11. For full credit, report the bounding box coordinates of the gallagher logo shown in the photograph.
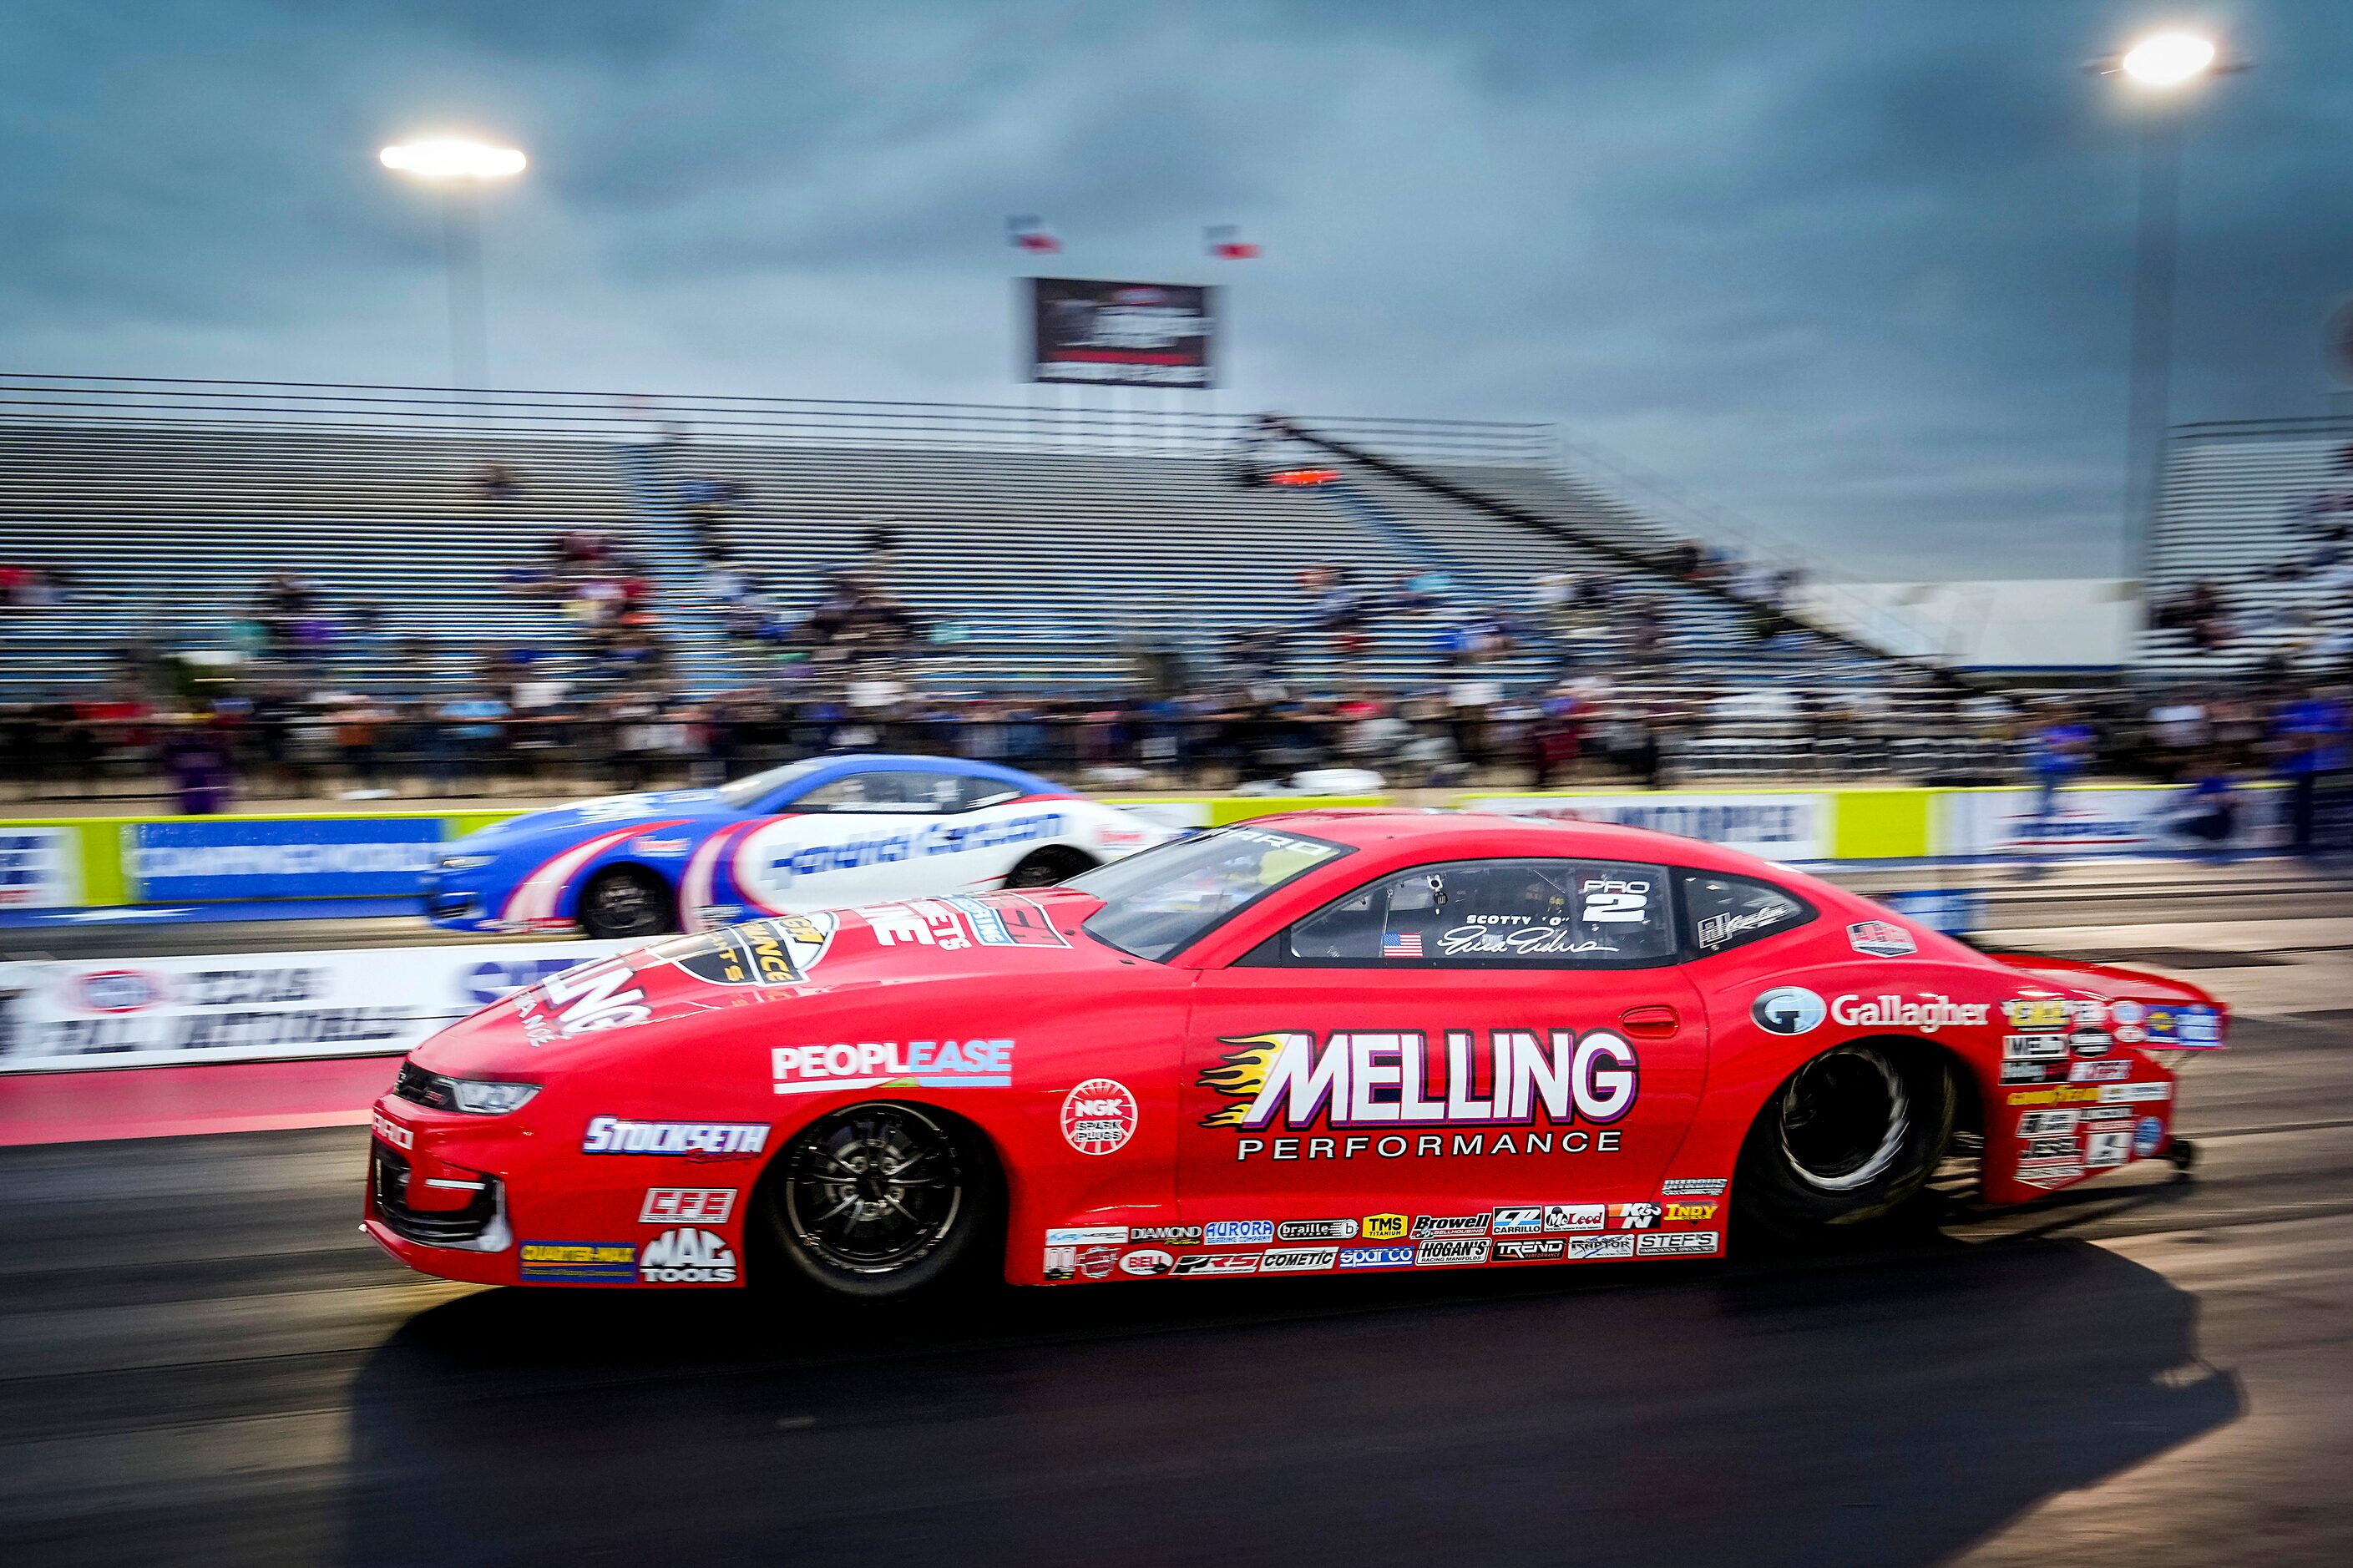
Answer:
[1751,988,1825,1036]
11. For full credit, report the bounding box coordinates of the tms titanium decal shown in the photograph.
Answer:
[1198,1028,1638,1130]
[772,1039,1014,1095]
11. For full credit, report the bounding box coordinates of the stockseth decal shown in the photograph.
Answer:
[1062,1079,1138,1155]
[581,1118,769,1158]
[1199,1027,1638,1132]
[1635,1231,1718,1256]
[772,1039,1014,1095]
[1659,1179,1726,1198]
[1566,1233,1637,1261]
[1415,1237,1490,1266]
[639,1188,736,1224]
[638,1228,738,1284]
[1261,1247,1341,1273]
[519,1241,637,1283]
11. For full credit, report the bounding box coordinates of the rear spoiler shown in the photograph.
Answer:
[1985,951,2229,1050]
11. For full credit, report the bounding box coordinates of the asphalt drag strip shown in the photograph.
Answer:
[0,1012,2347,1567]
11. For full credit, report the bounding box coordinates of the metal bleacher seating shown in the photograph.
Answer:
[2134,417,2353,679]
[0,377,1944,723]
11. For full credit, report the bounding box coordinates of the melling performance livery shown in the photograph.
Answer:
[367,811,2227,1298]
[421,752,1176,941]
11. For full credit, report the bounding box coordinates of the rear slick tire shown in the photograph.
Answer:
[762,1102,999,1302]
[1733,1040,1956,1242]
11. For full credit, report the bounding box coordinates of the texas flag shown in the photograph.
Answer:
[1206,224,1261,260]
[1007,215,1061,254]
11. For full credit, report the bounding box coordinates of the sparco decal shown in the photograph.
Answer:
[1829,994,1991,1032]
[1199,1027,1638,1130]
[1336,1245,1415,1269]
[638,1228,738,1284]
[1061,1078,1138,1155]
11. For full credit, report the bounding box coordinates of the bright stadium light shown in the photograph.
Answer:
[2119,33,2219,87]
[379,139,527,179]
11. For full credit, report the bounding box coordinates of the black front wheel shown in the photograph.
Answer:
[1003,846,1096,889]
[1735,1041,1956,1241]
[577,867,676,940]
[762,1102,998,1300]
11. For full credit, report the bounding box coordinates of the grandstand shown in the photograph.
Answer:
[0,376,1946,728]
[2138,415,2353,677]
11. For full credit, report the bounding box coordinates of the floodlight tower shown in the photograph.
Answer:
[380,138,528,390]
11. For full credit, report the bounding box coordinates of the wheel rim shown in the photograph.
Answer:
[1004,857,1065,888]
[1777,1046,1910,1191]
[782,1105,964,1274]
[587,873,661,935]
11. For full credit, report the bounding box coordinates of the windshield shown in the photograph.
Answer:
[1070,825,1349,962]
[716,759,829,810]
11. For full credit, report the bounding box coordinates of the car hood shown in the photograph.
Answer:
[412,888,1119,1079]
[457,789,734,849]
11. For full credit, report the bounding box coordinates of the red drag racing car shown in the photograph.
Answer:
[365,811,2226,1297]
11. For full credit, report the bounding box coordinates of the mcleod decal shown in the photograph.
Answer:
[1829,994,1990,1032]
[1546,1203,1605,1232]
[772,1039,1014,1095]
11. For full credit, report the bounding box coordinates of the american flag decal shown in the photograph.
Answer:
[1382,932,1423,959]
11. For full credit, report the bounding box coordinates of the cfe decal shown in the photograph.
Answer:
[1200,1027,1638,1131]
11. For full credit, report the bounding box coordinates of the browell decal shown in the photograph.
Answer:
[1199,1028,1637,1132]
[772,1039,1013,1095]
[1412,1213,1490,1240]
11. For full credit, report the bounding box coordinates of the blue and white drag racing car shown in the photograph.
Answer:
[424,754,1181,939]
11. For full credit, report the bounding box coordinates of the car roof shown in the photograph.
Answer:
[781,753,1069,797]
[1237,807,1800,882]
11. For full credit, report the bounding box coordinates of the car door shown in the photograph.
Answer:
[1178,856,1710,1253]
[733,768,965,908]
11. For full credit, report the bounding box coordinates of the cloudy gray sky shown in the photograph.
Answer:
[3,1,2348,580]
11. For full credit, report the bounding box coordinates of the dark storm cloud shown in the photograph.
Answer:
[1,0,2350,579]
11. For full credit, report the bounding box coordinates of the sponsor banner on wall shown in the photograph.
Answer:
[1933,785,2288,859]
[1465,792,1829,862]
[125,817,447,901]
[1028,277,1217,388]
[0,827,82,908]
[0,941,628,1072]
